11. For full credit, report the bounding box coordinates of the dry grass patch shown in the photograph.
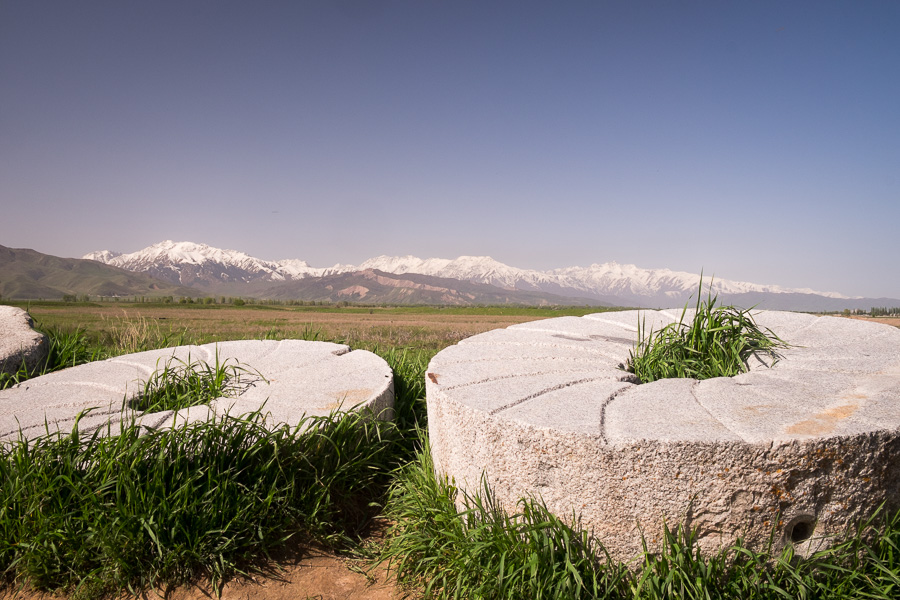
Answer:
[846,315,900,328]
[22,304,594,351]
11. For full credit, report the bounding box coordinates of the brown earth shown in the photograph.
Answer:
[845,315,900,328]
[1,524,411,600]
[0,549,407,600]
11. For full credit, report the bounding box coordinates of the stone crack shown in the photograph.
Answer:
[597,383,635,445]
[440,368,615,392]
[688,379,748,442]
[488,377,607,415]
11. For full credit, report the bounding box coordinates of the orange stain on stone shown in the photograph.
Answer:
[326,388,374,409]
[785,403,859,436]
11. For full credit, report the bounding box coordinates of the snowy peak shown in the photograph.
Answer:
[84,240,856,306]
[84,241,356,285]
[273,258,315,278]
[551,263,852,300]
[357,255,444,274]
[275,259,353,279]
[356,255,555,291]
[126,240,271,270]
[85,240,285,286]
[434,256,555,290]
[98,240,263,268]
[82,249,122,263]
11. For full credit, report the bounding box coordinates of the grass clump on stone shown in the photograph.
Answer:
[624,280,787,384]
[131,351,259,413]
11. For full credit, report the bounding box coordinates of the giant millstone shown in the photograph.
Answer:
[0,306,48,375]
[1,340,394,442]
[425,310,900,561]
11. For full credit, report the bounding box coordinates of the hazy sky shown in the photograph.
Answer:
[2,1,898,298]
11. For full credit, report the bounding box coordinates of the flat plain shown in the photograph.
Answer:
[18,302,613,351]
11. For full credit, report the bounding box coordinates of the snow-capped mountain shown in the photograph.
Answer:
[548,263,851,301]
[85,241,277,286]
[84,241,353,287]
[356,255,559,291]
[84,240,865,309]
[82,249,122,264]
[360,258,856,307]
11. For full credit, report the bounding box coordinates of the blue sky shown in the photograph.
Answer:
[2,1,898,298]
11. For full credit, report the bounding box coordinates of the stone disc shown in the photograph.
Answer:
[1,339,393,442]
[426,310,900,561]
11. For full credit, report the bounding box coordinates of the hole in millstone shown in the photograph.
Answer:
[785,515,815,544]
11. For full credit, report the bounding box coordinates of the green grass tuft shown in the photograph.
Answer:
[377,444,900,599]
[378,442,628,599]
[0,409,400,596]
[625,279,787,383]
[130,351,261,413]
[0,326,104,389]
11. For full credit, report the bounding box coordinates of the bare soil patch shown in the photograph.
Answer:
[1,549,405,600]
[845,315,900,328]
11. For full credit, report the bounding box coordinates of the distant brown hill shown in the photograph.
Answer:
[0,245,199,300]
[236,269,609,306]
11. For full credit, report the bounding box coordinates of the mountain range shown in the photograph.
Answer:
[79,240,900,311]
[0,243,595,306]
[0,244,198,300]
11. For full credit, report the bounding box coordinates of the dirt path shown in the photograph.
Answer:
[142,551,404,600]
[1,550,409,600]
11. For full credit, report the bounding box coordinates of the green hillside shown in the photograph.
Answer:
[0,245,200,300]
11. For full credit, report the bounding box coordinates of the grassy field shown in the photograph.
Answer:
[2,302,899,599]
[14,301,612,353]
